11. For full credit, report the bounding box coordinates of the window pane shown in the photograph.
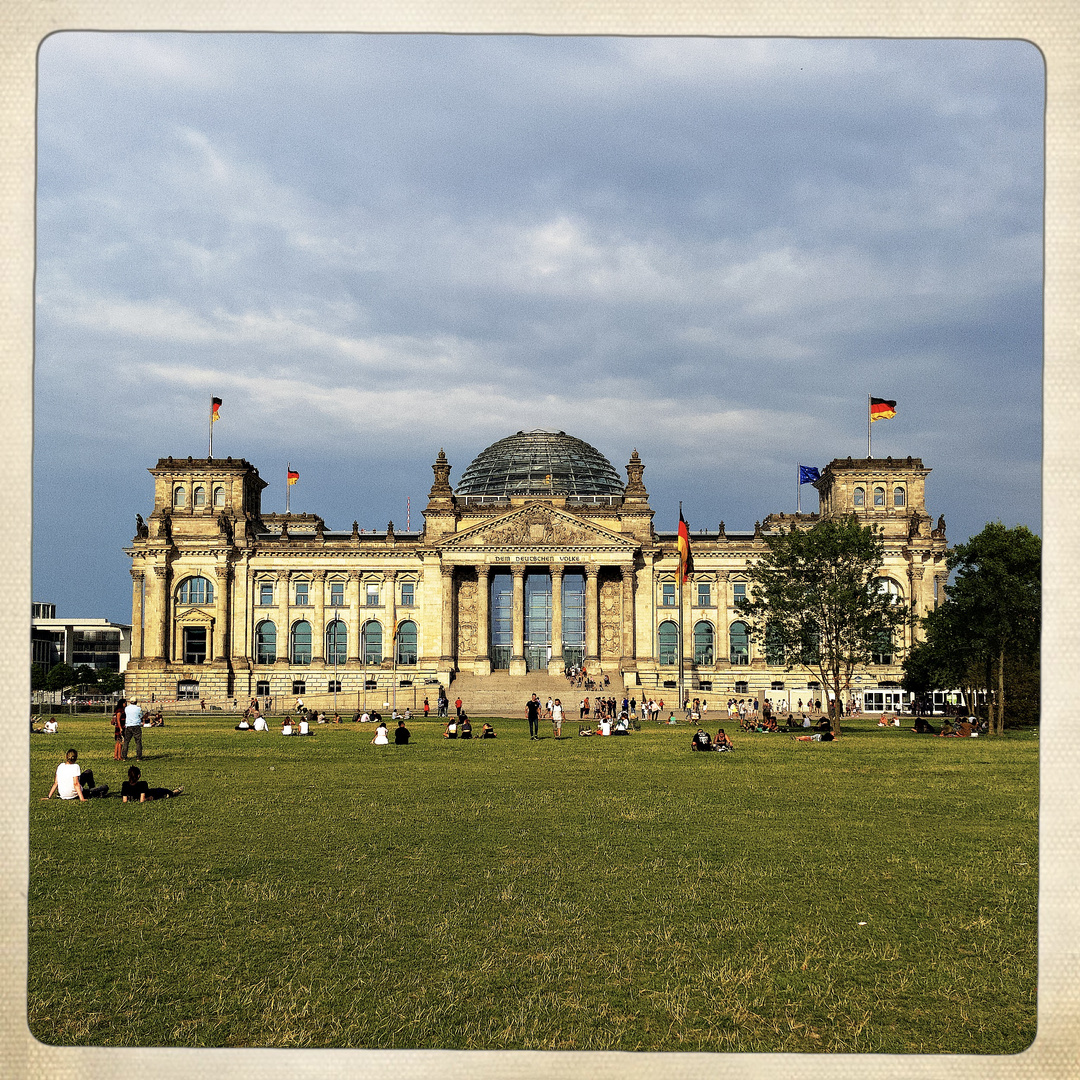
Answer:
[854,487,864,506]
[362,621,382,664]
[256,620,276,665]
[874,487,885,506]
[174,486,186,507]
[295,582,309,605]
[213,486,225,506]
[401,582,414,606]
[259,582,274,605]
[697,583,711,606]
[893,487,906,507]
[193,486,206,507]
[693,621,713,665]
[658,621,678,665]
[662,583,675,606]
[729,621,749,665]
[326,620,347,665]
[291,621,312,665]
[183,626,207,665]
[396,620,417,665]
[330,582,345,606]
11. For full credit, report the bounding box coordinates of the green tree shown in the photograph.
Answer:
[901,604,987,717]
[939,522,1040,736]
[97,670,126,696]
[73,665,99,688]
[739,515,909,733]
[45,663,78,696]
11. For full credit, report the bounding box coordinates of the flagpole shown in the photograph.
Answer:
[797,464,801,514]
[867,394,872,459]
[678,501,684,717]
[286,462,291,514]
[208,397,213,458]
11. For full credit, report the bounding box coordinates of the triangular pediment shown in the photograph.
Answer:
[437,502,637,553]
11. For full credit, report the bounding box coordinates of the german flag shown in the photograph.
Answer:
[287,469,299,486]
[870,397,897,422]
[677,511,694,582]
[210,397,222,422]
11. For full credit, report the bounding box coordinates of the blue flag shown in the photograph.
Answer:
[799,466,821,485]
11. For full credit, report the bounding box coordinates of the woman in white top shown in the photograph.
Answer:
[281,718,294,736]
[371,722,389,745]
[252,714,268,731]
[298,717,310,735]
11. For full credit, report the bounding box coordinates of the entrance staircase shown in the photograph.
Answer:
[447,670,633,719]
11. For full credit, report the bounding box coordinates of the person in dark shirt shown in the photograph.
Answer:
[459,717,472,739]
[691,728,712,751]
[481,723,496,739]
[394,720,410,745]
[121,766,183,802]
[525,694,541,740]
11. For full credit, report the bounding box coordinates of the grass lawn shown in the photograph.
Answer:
[27,713,1038,1053]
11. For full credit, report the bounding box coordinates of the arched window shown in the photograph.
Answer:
[173,485,187,508]
[729,621,749,665]
[255,620,276,665]
[658,621,678,665]
[177,576,214,605]
[873,486,885,507]
[325,620,347,666]
[765,622,785,666]
[693,621,714,665]
[853,486,865,507]
[213,485,225,507]
[290,621,312,666]
[893,486,906,507]
[362,620,382,665]
[396,620,417,665]
[193,486,206,508]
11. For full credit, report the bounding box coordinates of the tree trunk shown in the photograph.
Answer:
[996,643,1006,736]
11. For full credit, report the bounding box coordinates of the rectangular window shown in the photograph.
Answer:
[291,680,306,696]
[329,581,344,607]
[696,582,711,607]
[661,582,676,606]
[177,679,199,700]
[734,681,749,695]
[259,582,274,605]
[366,585,380,607]
[295,581,309,606]
[256,679,270,697]
[327,679,341,693]
[733,582,746,609]
[400,582,414,607]
[183,626,207,665]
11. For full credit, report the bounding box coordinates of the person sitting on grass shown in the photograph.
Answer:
[481,722,497,739]
[43,749,108,801]
[371,721,389,745]
[298,716,313,736]
[459,716,473,739]
[121,766,183,802]
[394,719,410,745]
[912,715,939,734]
[43,718,59,735]
[691,728,712,751]
[235,717,253,731]
[281,717,294,736]
[443,718,458,739]
[252,711,268,731]
[713,728,734,752]
[150,711,165,727]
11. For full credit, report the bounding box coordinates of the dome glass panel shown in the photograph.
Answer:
[455,430,624,500]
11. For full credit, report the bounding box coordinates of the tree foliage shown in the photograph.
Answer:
[904,522,1040,735]
[739,515,909,732]
[44,663,78,694]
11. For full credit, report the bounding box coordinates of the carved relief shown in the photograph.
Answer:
[457,577,478,657]
[448,504,631,550]
[599,577,621,658]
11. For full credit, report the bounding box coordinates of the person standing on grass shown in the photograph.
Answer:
[552,698,564,739]
[121,698,144,761]
[423,697,430,718]
[455,696,463,718]
[43,749,108,800]
[112,699,126,760]
[526,694,541,740]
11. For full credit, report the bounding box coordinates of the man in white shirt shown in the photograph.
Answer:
[252,713,268,731]
[43,748,108,800]
[122,698,144,760]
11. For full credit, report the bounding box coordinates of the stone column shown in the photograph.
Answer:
[145,564,167,662]
[130,569,144,661]
[440,565,455,664]
[509,564,527,677]
[476,565,491,669]
[585,563,600,664]
[311,569,326,665]
[384,568,398,665]
[715,571,730,670]
[275,570,290,666]
[549,564,564,669]
[620,563,636,668]
[231,559,250,666]
[213,564,230,664]
[347,570,362,662]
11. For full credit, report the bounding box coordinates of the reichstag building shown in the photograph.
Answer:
[124,430,948,712]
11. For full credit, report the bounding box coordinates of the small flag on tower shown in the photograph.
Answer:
[287,469,300,486]
[677,510,694,582]
[211,397,222,422]
[799,466,821,485]
[870,397,897,422]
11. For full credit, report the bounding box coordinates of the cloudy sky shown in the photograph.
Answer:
[33,33,1043,623]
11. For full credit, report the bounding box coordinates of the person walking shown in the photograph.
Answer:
[526,694,541,740]
[121,698,144,761]
[552,698,564,739]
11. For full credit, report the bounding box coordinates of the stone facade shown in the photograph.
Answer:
[124,444,948,710]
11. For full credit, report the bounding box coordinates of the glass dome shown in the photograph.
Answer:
[455,430,625,500]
